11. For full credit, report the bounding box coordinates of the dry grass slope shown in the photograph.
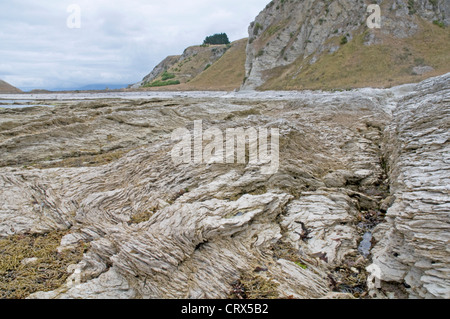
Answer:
[186,38,248,91]
[0,80,22,94]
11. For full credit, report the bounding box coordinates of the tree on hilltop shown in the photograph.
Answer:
[203,33,230,45]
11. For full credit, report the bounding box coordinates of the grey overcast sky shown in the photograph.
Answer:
[0,0,269,91]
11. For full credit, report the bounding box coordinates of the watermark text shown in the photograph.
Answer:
[171,121,280,175]
[67,4,81,29]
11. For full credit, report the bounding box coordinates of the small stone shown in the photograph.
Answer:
[323,172,346,188]
[21,257,39,266]
[411,66,434,75]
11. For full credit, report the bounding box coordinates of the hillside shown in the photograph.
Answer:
[133,39,247,91]
[242,0,450,90]
[133,1,448,92]
[0,80,22,94]
[184,38,247,90]
[136,43,230,89]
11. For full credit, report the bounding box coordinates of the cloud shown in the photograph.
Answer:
[0,0,268,90]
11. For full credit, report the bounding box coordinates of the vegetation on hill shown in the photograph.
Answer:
[143,79,180,88]
[161,71,176,81]
[203,33,230,45]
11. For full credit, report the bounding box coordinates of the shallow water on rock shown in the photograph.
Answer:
[358,232,373,258]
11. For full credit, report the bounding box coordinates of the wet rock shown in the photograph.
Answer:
[358,232,373,258]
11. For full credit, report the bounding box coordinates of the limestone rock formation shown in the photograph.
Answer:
[0,73,448,299]
[370,73,450,299]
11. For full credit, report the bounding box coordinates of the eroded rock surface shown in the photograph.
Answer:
[371,74,450,299]
[0,74,448,299]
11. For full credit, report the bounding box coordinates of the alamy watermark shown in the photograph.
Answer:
[366,264,383,291]
[65,4,381,30]
[171,121,280,175]
[67,4,81,29]
[367,4,381,29]
[66,265,82,288]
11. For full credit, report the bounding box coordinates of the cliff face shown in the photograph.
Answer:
[242,0,449,90]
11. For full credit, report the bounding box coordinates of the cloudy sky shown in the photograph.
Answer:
[0,0,269,91]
